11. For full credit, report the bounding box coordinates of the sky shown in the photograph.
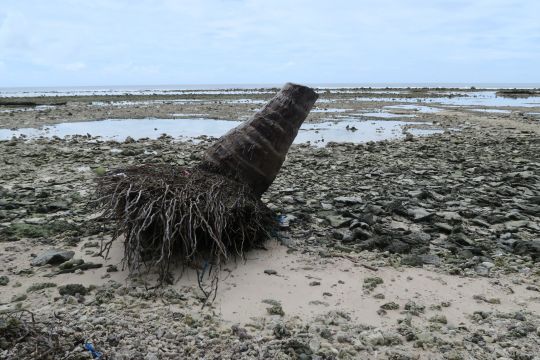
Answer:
[0,0,539,87]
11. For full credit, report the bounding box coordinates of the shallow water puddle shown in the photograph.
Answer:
[311,108,353,113]
[91,99,209,107]
[384,104,442,113]
[416,91,540,107]
[221,99,267,104]
[358,111,417,118]
[353,91,540,107]
[469,108,512,114]
[169,113,209,117]
[0,118,444,145]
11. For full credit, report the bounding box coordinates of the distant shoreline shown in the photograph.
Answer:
[2,83,540,93]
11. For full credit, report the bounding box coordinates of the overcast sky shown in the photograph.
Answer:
[1,0,539,87]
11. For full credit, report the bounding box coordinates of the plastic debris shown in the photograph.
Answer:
[83,342,103,359]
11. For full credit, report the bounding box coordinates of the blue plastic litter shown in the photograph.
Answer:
[198,260,210,282]
[84,342,103,359]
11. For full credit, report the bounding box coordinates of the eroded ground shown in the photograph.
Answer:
[1,88,539,359]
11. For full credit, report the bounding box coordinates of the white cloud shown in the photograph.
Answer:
[0,0,539,86]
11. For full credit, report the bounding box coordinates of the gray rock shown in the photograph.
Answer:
[352,228,372,240]
[320,202,333,210]
[0,275,9,286]
[434,222,453,233]
[512,240,540,262]
[31,248,75,266]
[505,220,529,231]
[408,208,434,222]
[58,283,88,296]
[332,230,345,240]
[401,255,424,267]
[325,214,352,228]
[420,254,441,265]
[334,196,362,205]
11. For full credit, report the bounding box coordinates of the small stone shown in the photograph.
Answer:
[363,277,384,291]
[0,276,9,286]
[408,208,434,221]
[336,333,352,343]
[58,258,85,270]
[325,214,352,228]
[319,328,333,339]
[11,293,27,302]
[320,202,333,210]
[332,230,344,240]
[473,294,501,304]
[352,227,372,240]
[58,284,88,296]
[401,255,424,267]
[264,269,278,275]
[93,166,108,176]
[266,303,285,316]
[273,323,291,339]
[434,222,453,233]
[308,338,321,353]
[309,281,321,286]
[262,299,281,306]
[31,248,75,266]
[366,331,385,345]
[404,301,425,315]
[420,254,441,266]
[334,196,362,205]
[231,325,252,340]
[512,240,540,261]
[27,282,57,292]
[481,261,495,269]
[429,314,447,324]
[82,241,99,248]
[309,300,329,306]
[380,301,400,310]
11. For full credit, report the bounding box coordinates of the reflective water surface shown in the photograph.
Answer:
[0,118,444,146]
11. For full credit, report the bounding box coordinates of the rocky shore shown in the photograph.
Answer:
[1,88,539,359]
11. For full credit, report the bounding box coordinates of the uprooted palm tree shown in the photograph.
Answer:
[96,83,318,293]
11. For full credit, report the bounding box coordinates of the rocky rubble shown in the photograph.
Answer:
[0,92,539,359]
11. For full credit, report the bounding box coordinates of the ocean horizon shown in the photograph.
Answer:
[1,82,540,94]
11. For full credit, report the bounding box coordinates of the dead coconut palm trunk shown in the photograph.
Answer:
[198,82,319,197]
[96,83,318,288]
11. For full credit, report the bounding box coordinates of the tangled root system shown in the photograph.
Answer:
[95,164,275,283]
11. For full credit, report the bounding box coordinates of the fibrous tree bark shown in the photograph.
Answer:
[199,83,318,196]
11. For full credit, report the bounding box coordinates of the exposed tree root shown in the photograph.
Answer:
[95,164,276,288]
